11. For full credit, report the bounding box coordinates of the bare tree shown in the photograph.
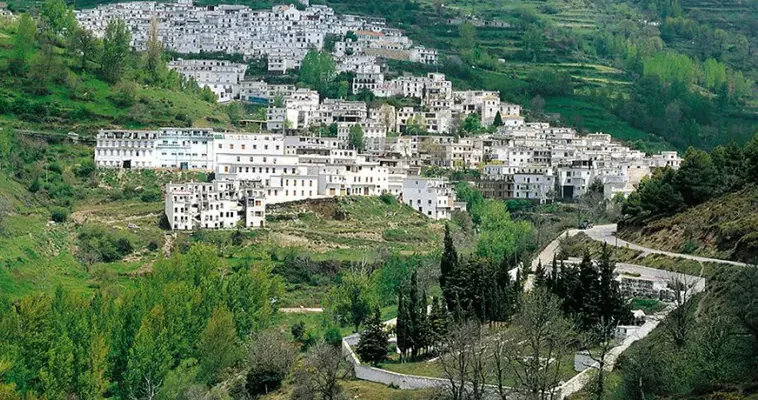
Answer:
[661,273,699,348]
[580,318,619,400]
[292,342,353,400]
[246,330,298,397]
[438,319,490,400]
[495,288,574,400]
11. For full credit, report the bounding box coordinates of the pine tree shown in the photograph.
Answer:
[440,223,459,311]
[356,308,389,366]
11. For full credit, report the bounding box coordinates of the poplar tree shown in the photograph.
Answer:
[101,19,131,83]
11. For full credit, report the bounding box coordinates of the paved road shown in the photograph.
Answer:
[580,224,749,267]
[519,223,747,288]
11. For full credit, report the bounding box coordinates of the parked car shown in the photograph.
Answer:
[579,220,593,230]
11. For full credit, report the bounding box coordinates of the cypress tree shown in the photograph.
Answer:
[396,290,409,362]
[428,296,449,351]
[493,111,504,127]
[408,270,422,360]
[534,260,547,288]
[440,223,459,312]
[597,243,630,328]
[577,248,601,329]
[356,307,389,366]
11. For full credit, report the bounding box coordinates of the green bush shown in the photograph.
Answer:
[139,189,161,203]
[49,206,70,223]
[324,327,343,347]
[379,192,397,205]
[77,225,135,263]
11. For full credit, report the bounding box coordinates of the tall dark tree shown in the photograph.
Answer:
[396,290,410,362]
[493,111,504,127]
[534,260,547,288]
[356,308,389,366]
[577,249,601,329]
[744,133,758,184]
[440,223,459,311]
[596,243,630,329]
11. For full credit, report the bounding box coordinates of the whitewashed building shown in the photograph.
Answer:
[401,177,466,220]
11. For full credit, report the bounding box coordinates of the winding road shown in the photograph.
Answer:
[577,224,749,267]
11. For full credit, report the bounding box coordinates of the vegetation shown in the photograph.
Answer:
[620,133,758,262]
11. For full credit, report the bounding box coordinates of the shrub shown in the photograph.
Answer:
[77,225,135,263]
[49,207,70,223]
[324,327,343,347]
[108,81,138,107]
[379,192,397,205]
[139,189,161,203]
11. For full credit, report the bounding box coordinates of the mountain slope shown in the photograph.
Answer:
[618,185,758,263]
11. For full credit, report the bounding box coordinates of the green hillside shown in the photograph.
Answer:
[0,16,233,135]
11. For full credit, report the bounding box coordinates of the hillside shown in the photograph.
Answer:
[0,17,233,134]
[618,185,758,263]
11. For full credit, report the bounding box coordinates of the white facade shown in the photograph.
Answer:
[401,177,466,220]
[165,180,266,230]
[168,59,247,102]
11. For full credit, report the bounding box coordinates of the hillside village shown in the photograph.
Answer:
[75,0,437,75]
[96,70,681,231]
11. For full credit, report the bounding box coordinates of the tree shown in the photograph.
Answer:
[458,22,476,48]
[347,124,365,152]
[744,133,758,184]
[146,16,163,81]
[580,319,619,400]
[493,111,504,127]
[126,305,172,400]
[439,319,489,400]
[596,243,629,328]
[661,273,699,348]
[530,95,546,113]
[462,113,482,135]
[636,167,684,216]
[101,19,131,83]
[576,249,601,329]
[197,306,240,385]
[523,24,545,62]
[674,147,717,206]
[356,308,388,366]
[299,50,336,95]
[70,28,98,72]
[246,330,297,397]
[325,270,376,332]
[495,288,574,399]
[40,0,76,37]
[440,223,459,312]
[10,14,37,76]
[292,342,352,400]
